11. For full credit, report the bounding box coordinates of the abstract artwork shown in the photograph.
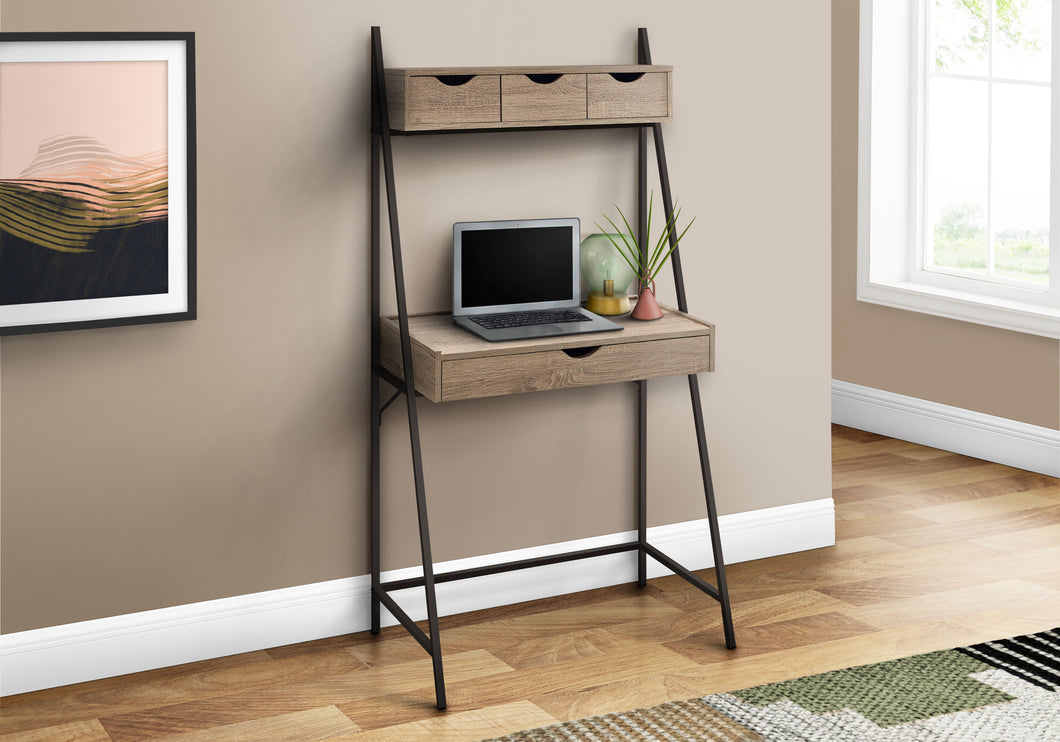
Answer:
[0,32,195,335]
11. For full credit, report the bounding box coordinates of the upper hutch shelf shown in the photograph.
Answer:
[384,64,672,131]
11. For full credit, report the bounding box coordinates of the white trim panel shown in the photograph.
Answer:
[0,498,835,696]
[832,379,1060,477]
[858,280,1060,339]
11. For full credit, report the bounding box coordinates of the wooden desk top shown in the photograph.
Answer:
[379,306,713,402]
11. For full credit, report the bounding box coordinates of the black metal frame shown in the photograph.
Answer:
[369,26,735,711]
[0,31,197,336]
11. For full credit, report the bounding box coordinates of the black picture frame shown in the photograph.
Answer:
[0,32,196,335]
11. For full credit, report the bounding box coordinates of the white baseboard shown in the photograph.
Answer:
[0,498,834,697]
[832,380,1060,477]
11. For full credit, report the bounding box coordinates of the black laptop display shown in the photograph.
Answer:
[452,218,623,342]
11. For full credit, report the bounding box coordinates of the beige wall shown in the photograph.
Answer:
[832,1,1060,430]
[0,0,832,633]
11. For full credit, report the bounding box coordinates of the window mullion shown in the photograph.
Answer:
[1052,0,1060,300]
[917,0,931,279]
[987,0,997,278]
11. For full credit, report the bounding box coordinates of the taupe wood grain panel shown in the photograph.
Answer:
[385,65,672,130]
[441,335,709,400]
[378,307,714,402]
[391,65,671,76]
[501,74,587,122]
[405,75,500,127]
[587,72,670,119]
[4,427,1056,742]
[379,319,440,401]
[385,308,712,358]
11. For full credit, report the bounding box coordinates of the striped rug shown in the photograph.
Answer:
[481,627,1060,741]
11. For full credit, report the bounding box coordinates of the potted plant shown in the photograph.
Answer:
[596,193,694,320]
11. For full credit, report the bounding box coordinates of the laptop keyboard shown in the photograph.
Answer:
[469,309,591,330]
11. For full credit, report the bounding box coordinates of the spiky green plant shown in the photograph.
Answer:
[595,192,695,289]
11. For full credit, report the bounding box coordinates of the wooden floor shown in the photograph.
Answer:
[2,425,1059,742]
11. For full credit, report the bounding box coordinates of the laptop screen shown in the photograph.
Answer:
[453,218,580,315]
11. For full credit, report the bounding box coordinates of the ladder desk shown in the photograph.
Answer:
[370,26,736,710]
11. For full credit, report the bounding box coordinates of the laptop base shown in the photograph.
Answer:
[454,308,623,342]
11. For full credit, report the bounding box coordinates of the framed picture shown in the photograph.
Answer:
[0,32,195,335]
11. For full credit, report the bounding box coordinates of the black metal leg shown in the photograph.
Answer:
[639,26,735,649]
[372,26,447,709]
[636,115,649,587]
[380,117,447,717]
[688,374,736,649]
[370,127,382,636]
[370,381,382,635]
[409,417,447,709]
[637,380,648,586]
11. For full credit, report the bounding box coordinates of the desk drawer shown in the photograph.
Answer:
[501,73,587,123]
[402,74,501,127]
[440,336,710,401]
[587,71,670,120]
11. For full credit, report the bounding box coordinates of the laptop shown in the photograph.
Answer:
[452,217,624,342]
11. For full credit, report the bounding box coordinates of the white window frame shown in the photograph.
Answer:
[858,0,1060,338]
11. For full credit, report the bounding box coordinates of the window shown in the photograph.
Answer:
[858,0,1060,337]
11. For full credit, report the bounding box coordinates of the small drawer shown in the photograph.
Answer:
[440,336,710,401]
[587,71,670,120]
[405,74,501,127]
[501,73,587,123]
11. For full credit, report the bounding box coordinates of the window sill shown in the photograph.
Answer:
[857,280,1060,338]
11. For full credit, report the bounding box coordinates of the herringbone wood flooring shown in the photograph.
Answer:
[2,425,1058,741]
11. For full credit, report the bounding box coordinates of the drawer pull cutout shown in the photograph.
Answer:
[434,74,476,86]
[563,346,601,359]
[609,72,645,83]
[525,73,563,84]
